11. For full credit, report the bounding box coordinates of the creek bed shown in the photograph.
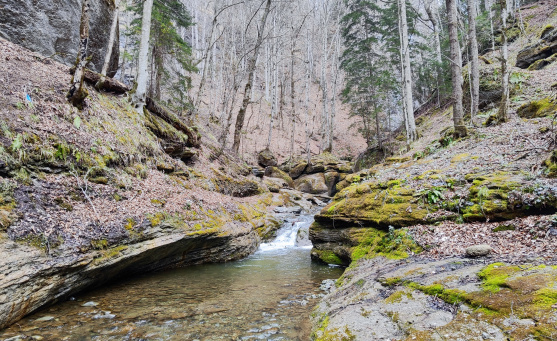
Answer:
[1,215,343,341]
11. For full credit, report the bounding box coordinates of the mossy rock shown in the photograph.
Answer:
[543,150,557,177]
[461,172,557,221]
[384,156,411,165]
[350,227,422,262]
[317,181,429,228]
[294,173,328,195]
[264,166,294,187]
[528,53,557,70]
[257,148,277,167]
[517,97,557,119]
[289,160,308,179]
[211,168,261,197]
[540,24,555,39]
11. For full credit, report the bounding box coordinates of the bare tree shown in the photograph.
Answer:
[232,0,272,154]
[446,0,467,137]
[398,0,417,142]
[131,0,154,114]
[497,0,510,122]
[96,0,120,90]
[67,0,91,109]
[468,0,480,123]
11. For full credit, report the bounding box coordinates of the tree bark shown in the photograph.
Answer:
[398,0,417,142]
[231,0,272,154]
[67,0,90,110]
[132,0,154,114]
[446,0,467,137]
[425,0,442,106]
[497,0,510,122]
[467,0,480,123]
[96,0,119,91]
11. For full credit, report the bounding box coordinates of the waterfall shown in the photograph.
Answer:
[258,215,313,252]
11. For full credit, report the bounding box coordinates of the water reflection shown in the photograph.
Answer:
[0,215,343,340]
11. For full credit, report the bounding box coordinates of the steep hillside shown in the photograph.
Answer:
[310,2,557,340]
[0,37,325,329]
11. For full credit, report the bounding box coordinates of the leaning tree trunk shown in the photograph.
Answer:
[67,0,91,109]
[398,0,417,142]
[231,0,272,154]
[132,0,154,114]
[446,0,467,137]
[96,0,119,91]
[467,0,480,123]
[497,0,510,122]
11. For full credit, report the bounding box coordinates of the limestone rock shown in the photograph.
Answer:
[465,244,493,257]
[289,161,308,179]
[0,0,119,75]
[257,149,277,167]
[0,220,260,329]
[294,173,328,194]
[312,257,557,340]
[324,171,340,196]
[516,27,557,69]
[264,166,294,187]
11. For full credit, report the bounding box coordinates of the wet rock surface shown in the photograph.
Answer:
[0,220,259,330]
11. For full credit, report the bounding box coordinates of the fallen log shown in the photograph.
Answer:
[145,97,201,148]
[70,67,130,94]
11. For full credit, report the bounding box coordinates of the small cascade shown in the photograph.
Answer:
[258,215,313,252]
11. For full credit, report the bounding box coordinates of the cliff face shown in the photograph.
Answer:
[0,0,119,75]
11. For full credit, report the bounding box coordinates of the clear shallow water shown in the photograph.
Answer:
[1,215,343,341]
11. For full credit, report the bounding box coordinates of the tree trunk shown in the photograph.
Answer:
[96,0,119,90]
[468,0,480,123]
[67,0,90,109]
[132,0,154,114]
[446,0,467,137]
[497,0,510,122]
[231,0,272,154]
[398,0,417,142]
[425,0,442,106]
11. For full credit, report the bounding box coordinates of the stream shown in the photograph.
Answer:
[1,214,343,341]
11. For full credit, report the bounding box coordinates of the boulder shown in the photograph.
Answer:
[263,177,288,193]
[257,149,277,167]
[465,244,493,257]
[0,0,119,75]
[517,97,557,119]
[294,173,328,194]
[251,167,265,178]
[516,27,557,69]
[324,171,340,196]
[264,166,294,187]
[289,161,308,179]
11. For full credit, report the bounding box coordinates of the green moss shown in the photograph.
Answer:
[540,24,554,38]
[385,290,413,303]
[315,250,344,265]
[351,227,421,261]
[492,224,515,232]
[451,153,471,163]
[91,239,108,250]
[89,176,108,185]
[150,198,166,207]
[517,98,557,119]
[147,212,166,227]
[93,245,128,265]
[54,197,73,211]
[124,218,136,230]
[322,183,429,228]
[477,262,521,293]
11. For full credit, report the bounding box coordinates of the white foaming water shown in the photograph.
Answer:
[258,215,313,252]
